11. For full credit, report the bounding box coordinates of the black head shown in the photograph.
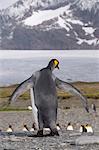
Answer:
[24,124,27,128]
[68,122,71,126]
[47,59,59,71]
[9,125,12,128]
[32,123,36,128]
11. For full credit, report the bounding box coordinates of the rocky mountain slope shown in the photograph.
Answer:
[0,0,99,50]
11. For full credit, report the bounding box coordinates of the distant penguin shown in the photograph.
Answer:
[30,123,37,132]
[79,125,87,133]
[28,106,32,110]
[9,59,89,137]
[6,125,13,132]
[92,103,96,113]
[30,126,34,132]
[43,124,60,131]
[22,124,29,132]
[67,122,73,131]
[86,124,93,133]
[56,123,61,131]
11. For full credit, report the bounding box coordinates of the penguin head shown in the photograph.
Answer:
[32,123,36,129]
[68,122,71,126]
[24,124,27,128]
[47,59,59,71]
[9,125,12,128]
[86,124,91,127]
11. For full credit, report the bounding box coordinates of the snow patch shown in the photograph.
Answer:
[66,34,70,36]
[24,5,71,26]
[82,27,95,36]
[76,0,99,11]
[74,31,78,37]
[67,18,83,25]
[57,17,70,31]
[8,5,26,18]
[77,37,98,45]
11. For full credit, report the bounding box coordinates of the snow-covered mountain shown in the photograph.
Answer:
[0,0,68,20]
[0,0,99,50]
[75,0,99,11]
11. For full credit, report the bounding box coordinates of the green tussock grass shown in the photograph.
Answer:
[57,82,99,100]
[0,82,99,111]
[0,84,30,100]
[0,107,29,111]
[0,82,99,101]
[57,91,72,99]
[73,82,99,99]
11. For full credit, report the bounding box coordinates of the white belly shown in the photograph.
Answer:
[6,128,13,132]
[86,126,93,133]
[67,125,73,131]
[30,128,34,132]
[22,128,28,132]
[30,88,39,130]
[79,126,83,132]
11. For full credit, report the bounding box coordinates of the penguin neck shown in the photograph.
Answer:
[46,65,54,72]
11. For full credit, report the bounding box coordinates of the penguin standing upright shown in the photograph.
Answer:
[6,125,13,132]
[66,122,73,131]
[85,124,93,133]
[79,125,87,133]
[30,123,37,132]
[91,103,96,113]
[9,59,89,136]
[22,124,29,132]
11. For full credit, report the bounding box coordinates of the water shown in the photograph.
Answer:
[0,50,99,86]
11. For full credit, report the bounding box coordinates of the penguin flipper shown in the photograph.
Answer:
[9,75,35,104]
[55,77,89,113]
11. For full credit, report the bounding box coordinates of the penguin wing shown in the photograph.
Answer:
[9,75,35,104]
[55,77,89,113]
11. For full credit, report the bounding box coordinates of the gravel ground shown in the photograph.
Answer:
[0,107,99,150]
[0,132,99,150]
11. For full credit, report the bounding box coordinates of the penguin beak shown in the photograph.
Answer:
[56,64,59,69]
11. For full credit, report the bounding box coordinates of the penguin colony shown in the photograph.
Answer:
[8,59,90,136]
[0,123,93,133]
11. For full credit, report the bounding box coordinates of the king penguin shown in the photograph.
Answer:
[6,125,13,132]
[9,59,89,136]
[66,122,74,131]
[22,124,29,132]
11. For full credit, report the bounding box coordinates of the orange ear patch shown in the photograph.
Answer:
[54,59,59,66]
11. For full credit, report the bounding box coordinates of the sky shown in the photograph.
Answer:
[0,0,17,9]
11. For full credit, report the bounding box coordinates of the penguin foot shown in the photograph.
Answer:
[37,130,43,137]
[50,129,59,136]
